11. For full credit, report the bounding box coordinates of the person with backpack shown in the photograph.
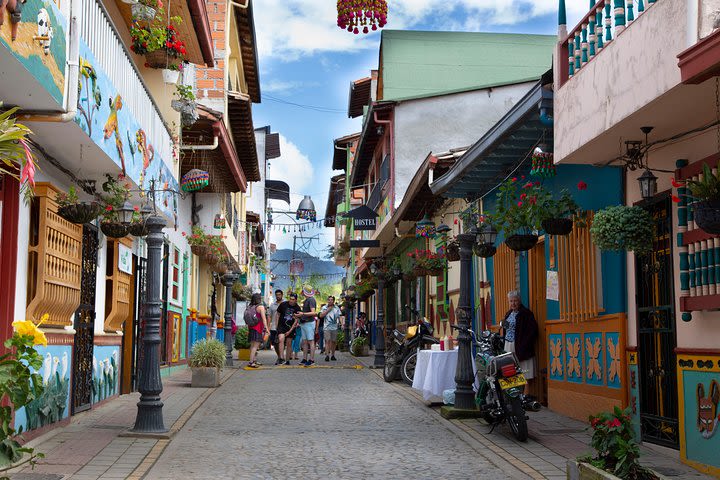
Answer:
[245,293,268,368]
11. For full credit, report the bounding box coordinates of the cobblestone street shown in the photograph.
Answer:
[144,351,514,480]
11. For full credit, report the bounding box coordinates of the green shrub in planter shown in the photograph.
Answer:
[337,330,347,351]
[234,326,250,350]
[590,206,654,255]
[189,338,226,369]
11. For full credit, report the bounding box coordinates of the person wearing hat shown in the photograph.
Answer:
[294,285,319,366]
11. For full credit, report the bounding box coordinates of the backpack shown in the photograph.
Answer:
[244,305,260,327]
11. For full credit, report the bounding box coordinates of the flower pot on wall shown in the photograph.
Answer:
[162,68,180,84]
[504,234,538,252]
[57,202,100,224]
[693,199,720,234]
[101,222,128,239]
[131,3,156,21]
[542,218,573,236]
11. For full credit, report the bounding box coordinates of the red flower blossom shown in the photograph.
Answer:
[606,418,622,428]
[671,195,681,203]
[534,181,541,186]
[529,196,537,205]
[133,205,140,212]
[520,193,527,200]
[517,201,523,207]
[511,177,517,182]
[671,178,684,188]
[590,417,600,428]
[521,175,525,180]
[523,182,534,189]
[577,181,588,190]
[182,232,186,236]
[105,205,113,212]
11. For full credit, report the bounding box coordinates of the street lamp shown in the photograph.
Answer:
[638,169,657,200]
[132,213,168,433]
[221,271,238,366]
[296,195,317,221]
[453,228,478,410]
[119,201,135,227]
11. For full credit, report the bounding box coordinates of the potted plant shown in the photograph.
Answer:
[234,326,251,361]
[131,0,162,21]
[189,338,225,388]
[350,335,369,356]
[55,186,100,224]
[129,13,186,69]
[674,161,720,234]
[162,62,182,84]
[494,177,544,251]
[538,188,582,236]
[569,407,663,480]
[185,225,210,256]
[127,205,150,237]
[355,276,378,300]
[232,282,252,301]
[337,330,347,352]
[170,84,198,127]
[590,205,654,256]
[0,106,37,199]
[445,238,460,262]
[408,249,446,276]
[99,174,130,239]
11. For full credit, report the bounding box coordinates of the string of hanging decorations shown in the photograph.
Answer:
[336,0,388,34]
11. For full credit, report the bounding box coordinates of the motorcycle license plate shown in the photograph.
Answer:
[498,374,526,390]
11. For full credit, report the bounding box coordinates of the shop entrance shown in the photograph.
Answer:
[528,239,548,405]
[636,195,678,448]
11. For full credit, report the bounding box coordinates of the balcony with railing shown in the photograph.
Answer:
[554,0,719,165]
[368,154,390,212]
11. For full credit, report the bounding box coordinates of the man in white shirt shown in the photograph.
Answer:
[268,289,284,365]
[319,295,343,361]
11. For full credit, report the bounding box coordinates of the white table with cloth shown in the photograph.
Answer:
[411,348,478,401]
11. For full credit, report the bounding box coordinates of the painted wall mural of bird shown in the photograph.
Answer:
[103,94,126,175]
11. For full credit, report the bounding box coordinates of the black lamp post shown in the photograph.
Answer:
[454,228,477,410]
[370,261,385,368]
[222,271,238,366]
[132,214,168,433]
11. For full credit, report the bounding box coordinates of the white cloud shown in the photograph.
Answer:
[254,0,587,61]
[264,80,321,94]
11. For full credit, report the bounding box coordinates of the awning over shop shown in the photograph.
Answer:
[324,174,346,227]
[228,91,260,182]
[430,79,553,199]
[265,180,290,204]
[348,77,372,118]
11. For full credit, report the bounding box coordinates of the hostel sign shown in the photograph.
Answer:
[343,205,379,231]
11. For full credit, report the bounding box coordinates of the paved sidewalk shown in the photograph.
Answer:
[357,351,711,480]
[10,366,236,480]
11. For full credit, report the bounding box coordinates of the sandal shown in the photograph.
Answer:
[247,362,259,368]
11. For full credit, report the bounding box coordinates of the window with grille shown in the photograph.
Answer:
[492,244,518,325]
[555,212,603,322]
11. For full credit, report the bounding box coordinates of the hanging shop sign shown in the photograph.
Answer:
[349,240,380,248]
[343,205,379,231]
[118,243,133,274]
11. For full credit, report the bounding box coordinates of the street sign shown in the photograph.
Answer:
[349,240,380,248]
[343,205,379,231]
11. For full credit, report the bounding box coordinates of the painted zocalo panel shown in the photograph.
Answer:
[93,345,119,403]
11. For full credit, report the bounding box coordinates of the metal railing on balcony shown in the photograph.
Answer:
[561,0,659,83]
[79,0,173,165]
[368,154,390,211]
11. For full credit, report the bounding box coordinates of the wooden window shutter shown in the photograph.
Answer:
[492,244,517,325]
[104,238,133,332]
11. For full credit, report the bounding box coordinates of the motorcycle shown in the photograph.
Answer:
[451,324,541,442]
[383,306,439,385]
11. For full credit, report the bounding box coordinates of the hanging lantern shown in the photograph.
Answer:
[415,214,435,238]
[435,222,451,236]
[296,195,317,222]
[181,169,209,192]
[214,213,226,229]
[530,151,556,178]
[337,0,388,35]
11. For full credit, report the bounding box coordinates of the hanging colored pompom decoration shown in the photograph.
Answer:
[530,152,556,178]
[415,214,435,239]
[180,169,209,192]
[337,0,388,35]
[283,227,287,234]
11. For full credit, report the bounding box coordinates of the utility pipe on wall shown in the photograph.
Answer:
[179,136,219,151]
[18,0,81,123]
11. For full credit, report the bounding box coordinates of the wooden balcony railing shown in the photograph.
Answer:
[560,0,659,84]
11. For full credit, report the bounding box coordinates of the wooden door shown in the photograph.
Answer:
[528,239,548,405]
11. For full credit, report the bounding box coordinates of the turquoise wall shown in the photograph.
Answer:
[485,164,625,323]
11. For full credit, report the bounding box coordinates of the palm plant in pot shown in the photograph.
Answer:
[537,187,582,236]
[189,338,225,387]
[56,186,100,224]
[673,161,720,234]
[494,177,543,252]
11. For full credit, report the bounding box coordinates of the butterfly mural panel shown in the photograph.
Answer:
[565,333,583,384]
[584,332,603,386]
[549,334,564,381]
[606,332,622,389]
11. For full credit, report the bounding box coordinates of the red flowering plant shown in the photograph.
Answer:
[129,13,186,64]
[99,174,131,223]
[493,177,545,237]
[670,161,720,204]
[581,406,655,479]
[407,249,446,275]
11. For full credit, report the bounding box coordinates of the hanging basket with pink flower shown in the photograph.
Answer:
[336,0,387,35]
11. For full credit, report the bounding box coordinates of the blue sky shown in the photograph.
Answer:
[251,0,585,252]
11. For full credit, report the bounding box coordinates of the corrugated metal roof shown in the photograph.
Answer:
[348,77,372,118]
[379,30,555,101]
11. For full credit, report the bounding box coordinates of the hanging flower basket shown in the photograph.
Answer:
[101,222,128,239]
[128,222,149,237]
[181,169,209,192]
[542,218,574,236]
[337,0,388,34]
[204,253,220,266]
[427,268,444,277]
[57,202,100,224]
[214,263,228,275]
[505,234,539,252]
[190,244,209,257]
[144,49,179,69]
[445,241,460,261]
[530,151,556,178]
[402,272,416,282]
[473,243,497,258]
[693,199,720,234]
[131,3,156,21]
